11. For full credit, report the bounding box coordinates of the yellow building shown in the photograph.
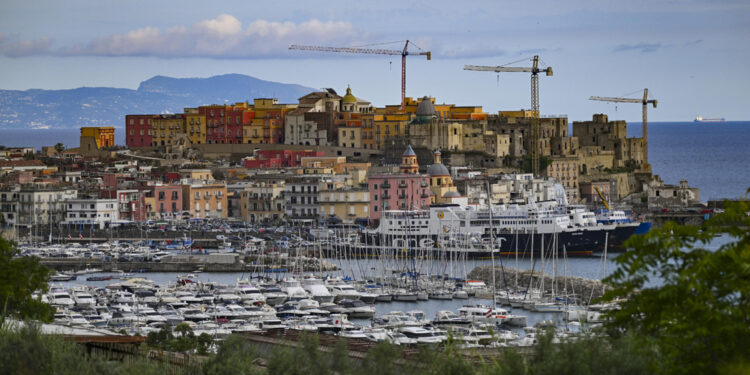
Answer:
[143,196,156,219]
[374,114,411,149]
[179,169,213,182]
[184,108,206,145]
[247,98,297,144]
[152,115,185,147]
[181,182,228,219]
[498,109,539,121]
[318,187,370,224]
[80,127,115,149]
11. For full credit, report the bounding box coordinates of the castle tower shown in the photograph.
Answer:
[400,144,419,174]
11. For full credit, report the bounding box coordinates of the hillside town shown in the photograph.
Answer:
[1,88,702,239]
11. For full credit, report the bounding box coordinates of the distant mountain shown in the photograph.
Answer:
[0,74,316,129]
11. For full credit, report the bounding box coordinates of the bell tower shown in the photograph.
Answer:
[400,144,419,174]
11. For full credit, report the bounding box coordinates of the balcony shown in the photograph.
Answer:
[398,194,407,199]
[382,193,391,199]
[399,182,408,188]
[421,193,429,198]
[381,182,391,189]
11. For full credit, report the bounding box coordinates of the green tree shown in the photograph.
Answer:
[174,322,194,337]
[0,238,54,322]
[602,200,750,375]
[202,335,261,375]
[0,323,165,375]
[361,341,403,375]
[54,143,65,153]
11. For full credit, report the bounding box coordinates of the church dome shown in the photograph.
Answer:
[443,191,460,198]
[427,163,450,176]
[342,86,357,104]
[416,96,437,117]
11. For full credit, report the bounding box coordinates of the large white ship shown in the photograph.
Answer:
[350,199,641,258]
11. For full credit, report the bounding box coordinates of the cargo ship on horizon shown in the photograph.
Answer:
[694,116,726,123]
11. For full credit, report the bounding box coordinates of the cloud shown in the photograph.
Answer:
[684,39,703,46]
[0,33,53,57]
[613,43,665,53]
[62,15,363,58]
[1,15,366,59]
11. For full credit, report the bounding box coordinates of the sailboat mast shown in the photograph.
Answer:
[487,180,497,310]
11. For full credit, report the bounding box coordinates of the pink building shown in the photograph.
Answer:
[150,184,183,219]
[368,145,431,225]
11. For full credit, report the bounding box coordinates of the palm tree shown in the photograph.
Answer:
[174,322,194,337]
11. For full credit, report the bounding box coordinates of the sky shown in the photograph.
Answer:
[1,0,748,122]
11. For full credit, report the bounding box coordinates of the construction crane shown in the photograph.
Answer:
[289,41,431,110]
[589,89,657,172]
[464,55,553,175]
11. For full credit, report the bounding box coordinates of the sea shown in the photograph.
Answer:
[0,121,747,200]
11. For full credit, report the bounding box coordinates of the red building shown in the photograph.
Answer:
[226,107,244,144]
[200,105,244,144]
[242,150,324,169]
[200,105,226,144]
[125,115,154,148]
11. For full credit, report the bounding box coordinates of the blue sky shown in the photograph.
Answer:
[1,0,748,121]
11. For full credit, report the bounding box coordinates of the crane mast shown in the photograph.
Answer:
[289,41,431,110]
[464,55,553,175]
[589,89,657,172]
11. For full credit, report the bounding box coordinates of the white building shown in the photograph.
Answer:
[0,187,78,228]
[63,199,118,229]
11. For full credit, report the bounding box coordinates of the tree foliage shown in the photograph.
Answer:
[602,200,750,375]
[146,325,211,355]
[0,238,54,322]
[202,335,261,375]
[0,323,166,375]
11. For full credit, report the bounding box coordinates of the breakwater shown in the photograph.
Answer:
[40,256,339,273]
[468,265,611,304]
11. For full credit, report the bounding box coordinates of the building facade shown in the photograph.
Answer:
[367,145,431,225]
[125,115,154,148]
[181,183,228,219]
[63,199,118,229]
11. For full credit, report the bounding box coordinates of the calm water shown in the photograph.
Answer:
[626,121,750,201]
[1,121,748,199]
